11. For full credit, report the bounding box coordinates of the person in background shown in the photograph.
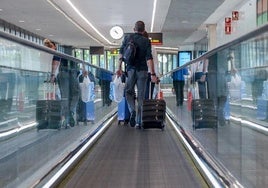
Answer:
[44,39,60,84]
[44,39,80,127]
[116,21,157,129]
[172,67,189,106]
[192,59,208,99]
[97,69,113,106]
[206,51,237,126]
[252,69,267,104]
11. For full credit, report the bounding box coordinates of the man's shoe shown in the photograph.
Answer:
[130,111,136,127]
[69,112,76,127]
[135,124,141,129]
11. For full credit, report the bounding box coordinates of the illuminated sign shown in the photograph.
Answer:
[232,11,239,21]
[148,33,163,45]
[178,51,192,67]
[225,17,232,35]
[124,32,163,45]
[110,48,120,56]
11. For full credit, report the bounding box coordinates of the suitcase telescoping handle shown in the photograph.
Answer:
[149,81,152,100]
[43,81,56,100]
[149,80,156,100]
[157,80,163,99]
[149,78,162,100]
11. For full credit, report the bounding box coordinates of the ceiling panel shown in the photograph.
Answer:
[0,0,241,49]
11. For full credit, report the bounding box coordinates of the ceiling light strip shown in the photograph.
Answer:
[150,0,157,32]
[47,0,114,46]
[66,0,113,45]
[46,0,103,45]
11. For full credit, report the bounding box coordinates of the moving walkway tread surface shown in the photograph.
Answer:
[57,121,209,188]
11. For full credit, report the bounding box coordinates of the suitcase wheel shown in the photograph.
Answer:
[161,123,165,131]
[69,118,75,127]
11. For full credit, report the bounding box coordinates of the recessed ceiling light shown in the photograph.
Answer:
[0,9,3,11]
[49,34,54,37]
[19,20,25,23]
[36,28,41,31]
[66,0,113,45]
[150,0,157,32]
[182,20,189,24]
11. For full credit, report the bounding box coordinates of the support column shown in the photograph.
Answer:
[206,24,217,50]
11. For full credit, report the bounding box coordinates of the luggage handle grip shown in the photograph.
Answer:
[149,78,161,100]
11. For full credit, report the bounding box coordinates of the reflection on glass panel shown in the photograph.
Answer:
[100,55,105,69]
[0,32,124,187]
[15,30,20,37]
[84,49,90,62]
[165,30,268,187]
[107,58,114,72]
[167,54,173,72]
[172,54,177,69]
[0,38,51,72]
[106,51,117,72]
[91,55,99,67]
[10,28,15,35]
[162,54,167,74]
[75,49,83,60]
[157,54,163,75]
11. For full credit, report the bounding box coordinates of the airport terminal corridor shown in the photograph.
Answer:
[0,1,268,187]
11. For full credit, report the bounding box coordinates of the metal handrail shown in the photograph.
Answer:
[0,30,113,74]
[166,23,268,75]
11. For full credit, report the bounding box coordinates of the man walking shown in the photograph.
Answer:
[117,21,156,129]
[172,67,189,106]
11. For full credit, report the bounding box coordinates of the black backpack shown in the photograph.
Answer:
[123,35,137,66]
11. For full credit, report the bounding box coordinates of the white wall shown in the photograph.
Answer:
[216,0,257,46]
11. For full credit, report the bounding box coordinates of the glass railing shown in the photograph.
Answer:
[0,31,117,187]
[164,23,268,188]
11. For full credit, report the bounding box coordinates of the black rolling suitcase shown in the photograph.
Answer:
[192,99,217,129]
[36,100,65,130]
[36,82,64,130]
[191,82,217,130]
[36,100,50,129]
[142,82,166,130]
